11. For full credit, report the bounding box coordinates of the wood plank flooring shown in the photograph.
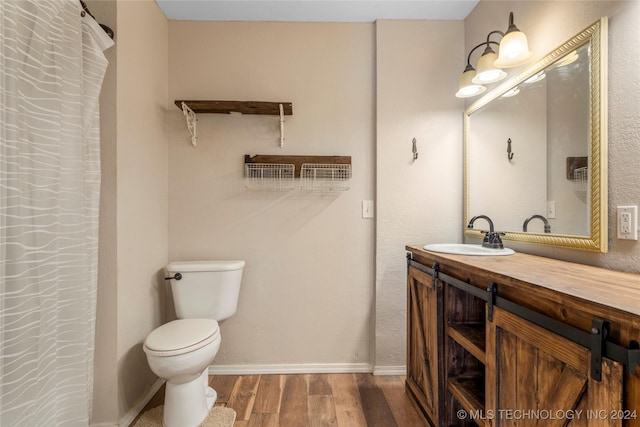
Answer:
[132,374,427,426]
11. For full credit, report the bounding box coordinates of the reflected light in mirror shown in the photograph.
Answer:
[501,87,520,97]
[554,50,579,67]
[524,71,546,84]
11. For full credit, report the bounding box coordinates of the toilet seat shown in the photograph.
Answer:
[144,319,220,357]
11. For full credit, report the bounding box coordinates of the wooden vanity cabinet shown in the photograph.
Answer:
[406,262,488,426]
[486,306,623,426]
[445,281,487,426]
[406,265,444,423]
[405,246,640,427]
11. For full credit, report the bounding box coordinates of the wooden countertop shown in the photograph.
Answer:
[406,245,640,319]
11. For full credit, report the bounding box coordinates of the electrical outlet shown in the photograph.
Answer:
[617,205,638,240]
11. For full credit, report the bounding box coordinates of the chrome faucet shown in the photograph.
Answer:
[523,214,551,233]
[467,215,504,249]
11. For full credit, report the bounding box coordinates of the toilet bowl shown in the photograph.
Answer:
[144,318,221,427]
[144,260,244,427]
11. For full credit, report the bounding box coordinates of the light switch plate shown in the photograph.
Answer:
[362,200,374,219]
[547,201,556,219]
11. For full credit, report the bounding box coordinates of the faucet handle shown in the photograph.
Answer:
[487,232,505,249]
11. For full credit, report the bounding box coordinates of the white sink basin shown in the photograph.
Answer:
[423,243,515,256]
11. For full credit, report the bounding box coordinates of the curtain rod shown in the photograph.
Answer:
[79,0,114,39]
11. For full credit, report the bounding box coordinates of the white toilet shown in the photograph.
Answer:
[144,260,245,427]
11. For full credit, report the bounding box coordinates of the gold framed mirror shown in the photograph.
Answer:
[464,17,608,252]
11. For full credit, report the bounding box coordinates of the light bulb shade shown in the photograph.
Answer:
[455,69,486,98]
[472,51,507,84]
[494,30,533,68]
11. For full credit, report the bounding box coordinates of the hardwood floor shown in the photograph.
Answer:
[132,374,427,426]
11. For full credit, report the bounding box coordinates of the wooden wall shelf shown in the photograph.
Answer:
[175,100,293,116]
[566,156,588,179]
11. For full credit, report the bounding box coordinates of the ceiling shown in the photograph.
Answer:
[155,1,479,22]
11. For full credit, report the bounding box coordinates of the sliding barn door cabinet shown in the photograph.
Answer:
[406,246,640,426]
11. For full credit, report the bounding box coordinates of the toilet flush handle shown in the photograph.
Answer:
[164,273,182,281]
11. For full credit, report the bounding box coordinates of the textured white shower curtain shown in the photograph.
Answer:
[0,1,112,425]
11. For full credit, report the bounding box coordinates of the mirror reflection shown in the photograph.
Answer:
[468,43,590,235]
[464,18,607,252]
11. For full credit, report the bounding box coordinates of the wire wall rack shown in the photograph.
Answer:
[301,163,351,192]
[244,154,352,192]
[573,166,588,193]
[244,163,295,191]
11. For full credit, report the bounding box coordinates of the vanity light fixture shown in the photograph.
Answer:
[456,12,533,98]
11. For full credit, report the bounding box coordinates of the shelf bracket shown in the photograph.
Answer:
[279,103,285,148]
[181,102,198,147]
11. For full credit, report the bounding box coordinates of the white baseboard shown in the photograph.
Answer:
[118,378,165,427]
[372,365,406,376]
[208,362,373,375]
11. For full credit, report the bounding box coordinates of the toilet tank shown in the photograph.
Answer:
[166,260,245,321]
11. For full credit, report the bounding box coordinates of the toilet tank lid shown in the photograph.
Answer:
[167,260,245,272]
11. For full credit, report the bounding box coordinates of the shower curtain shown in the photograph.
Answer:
[0,1,113,425]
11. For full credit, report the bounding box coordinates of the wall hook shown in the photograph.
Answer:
[412,138,419,161]
[507,138,514,161]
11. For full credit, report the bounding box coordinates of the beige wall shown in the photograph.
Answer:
[375,20,465,370]
[116,0,169,418]
[168,21,376,370]
[465,1,640,271]
[92,0,169,425]
[92,0,118,423]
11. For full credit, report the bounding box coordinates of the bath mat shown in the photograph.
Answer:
[134,405,236,427]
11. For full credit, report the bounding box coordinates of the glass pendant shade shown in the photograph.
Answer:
[494,31,533,68]
[456,67,486,98]
[494,12,533,68]
[472,48,507,84]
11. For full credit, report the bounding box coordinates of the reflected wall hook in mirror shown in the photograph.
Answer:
[507,138,514,161]
[412,137,419,161]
